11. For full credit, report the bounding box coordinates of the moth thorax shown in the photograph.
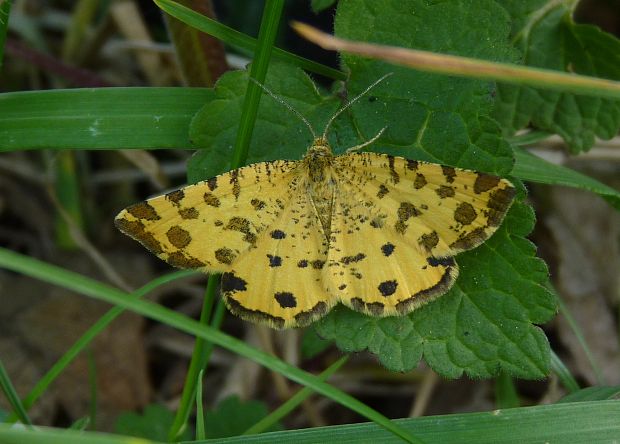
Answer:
[304,137,334,183]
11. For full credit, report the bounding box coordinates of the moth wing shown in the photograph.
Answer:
[326,152,515,317]
[115,160,300,272]
[221,187,334,329]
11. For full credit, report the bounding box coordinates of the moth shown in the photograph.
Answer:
[115,74,515,329]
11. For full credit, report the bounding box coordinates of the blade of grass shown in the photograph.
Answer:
[0,358,32,427]
[556,296,606,385]
[0,0,11,69]
[243,355,349,435]
[494,372,520,409]
[196,370,206,440]
[5,270,196,423]
[154,0,344,80]
[0,248,419,444]
[550,350,580,393]
[168,275,220,441]
[230,0,284,169]
[292,22,620,100]
[2,400,619,443]
[171,1,286,439]
[512,147,620,211]
[0,87,215,151]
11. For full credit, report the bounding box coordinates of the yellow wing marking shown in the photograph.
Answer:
[221,187,335,329]
[115,160,299,272]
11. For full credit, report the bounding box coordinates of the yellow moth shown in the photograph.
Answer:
[115,74,515,329]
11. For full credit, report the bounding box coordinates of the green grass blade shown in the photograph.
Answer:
[243,356,349,435]
[512,147,620,210]
[230,0,284,169]
[0,88,213,151]
[195,370,206,440]
[154,0,344,80]
[2,400,618,443]
[0,358,32,427]
[556,296,606,385]
[5,270,195,423]
[494,372,519,409]
[558,386,620,403]
[168,275,220,441]
[550,350,580,393]
[0,248,419,444]
[0,0,11,69]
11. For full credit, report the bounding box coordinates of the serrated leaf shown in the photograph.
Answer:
[204,396,281,438]
[494,0,620,152]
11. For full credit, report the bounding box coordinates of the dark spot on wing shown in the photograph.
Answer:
[436,185,455,198]
[165,189,184,204]
[378,280,398,297]
[127,202,160,221]
[204,192,220,207]
[419,231,439,252]
[340,253,366,265]
[166,252,205,268]
[297,259,308,268]
[311,260,325,269]
[474,173,500,194]
[427,256,455,267]
[271,229,286,239]
[115,218,163,254]
[486,187,516,226]
[221,272,247,292]
[388,155,400,184]
[267,254,282,267]
[454,202,477,225]
[406,159,418,170]
[251,198,266,210]
[381,243,395,256]
[377,184,389,199]
[207,177,218,191]
[179,207,199,219]
[414,173,427,189]
[442,166,456,183]
[338,284,347,290]
[166,225,191,248]
[215,247,236,265]
[274,291,296,308]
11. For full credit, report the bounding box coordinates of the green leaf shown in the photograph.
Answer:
[316,202,557,377]
[301,328,332,360]
[204,396,281,439]
[0,88,214,151]
[115,404,191,441]
[558,386,620,403]
[494,0,620,152]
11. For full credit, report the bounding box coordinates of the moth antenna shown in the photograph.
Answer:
[321,72,393,140]
[345,127,387,153]
[248,77,317,140]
